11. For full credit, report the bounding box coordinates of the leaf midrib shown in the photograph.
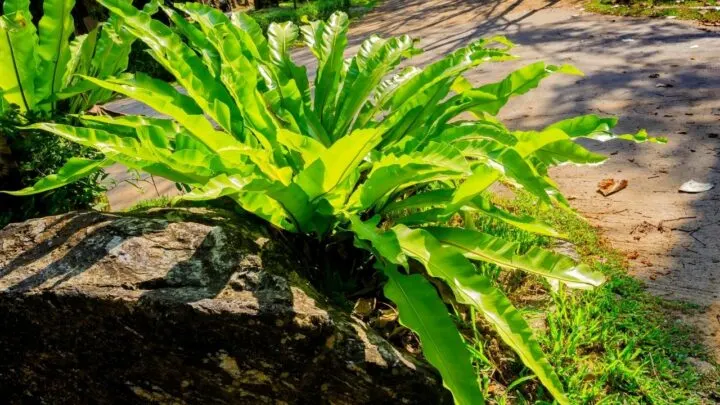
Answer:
[387,271,471,401]
[3,28,30,110]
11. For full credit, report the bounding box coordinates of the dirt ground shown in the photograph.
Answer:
[105,0,720,360]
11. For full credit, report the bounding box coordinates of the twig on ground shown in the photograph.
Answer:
[658,216,697,230]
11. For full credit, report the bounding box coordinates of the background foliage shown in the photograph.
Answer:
[0,0,159,225]
[250,0,370,32]
[587,0,720,24]
[0,111,106,228]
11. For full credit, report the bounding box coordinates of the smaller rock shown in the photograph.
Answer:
[552,241,581,262]
[686,357,717,376]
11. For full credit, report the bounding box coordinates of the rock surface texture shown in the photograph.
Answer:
[0,210,448,404]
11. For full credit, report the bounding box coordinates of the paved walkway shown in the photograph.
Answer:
[105,0,720,358]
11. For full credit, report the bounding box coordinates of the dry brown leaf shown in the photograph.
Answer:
[597,178,628,197]
[352,297,376,318]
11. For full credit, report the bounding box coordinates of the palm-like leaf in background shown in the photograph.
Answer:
[0,11,37,111]
[0,0,157,116]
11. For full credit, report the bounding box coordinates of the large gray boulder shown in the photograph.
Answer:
[0,210,449,404]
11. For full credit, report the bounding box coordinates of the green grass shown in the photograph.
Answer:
[467,192,719,403]
[124,196,174,213]
[586,0,720,25]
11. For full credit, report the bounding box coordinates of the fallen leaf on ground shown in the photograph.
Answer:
[597,178,628,196]
[371,308,398,328]
[353,297,376,318]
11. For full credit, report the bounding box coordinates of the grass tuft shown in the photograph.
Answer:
[586,0,720,25]
[469,192,719,403]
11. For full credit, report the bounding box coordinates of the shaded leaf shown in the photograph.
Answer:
[380,262,483,405]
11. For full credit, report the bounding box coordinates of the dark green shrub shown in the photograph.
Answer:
[127,41,175,82]
[251,7,299,32]
[0,110,106,229]
[316,0,351,19]
[250,0,353,32]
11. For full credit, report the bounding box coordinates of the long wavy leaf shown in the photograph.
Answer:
[467,196,564,238]
[546,114,667,144]
[1,157,108,196]
[386,37,514,111]
[332,35,418,140]
[425,226,605,288]
[26,122,214,184]
[381,263,483,405]
[164,5,221,78]
[392,225,569,404]
[303,12,349,132]
[97,0,243,137]
[0,12,36,111]
[176,3,279,148]
[80,74,239,152]
[532,140,607,168]
[452,63,583,119]
[35,0,74,106]
[267,21,329,146]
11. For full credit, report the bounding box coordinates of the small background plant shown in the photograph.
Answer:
[0,0,160,226]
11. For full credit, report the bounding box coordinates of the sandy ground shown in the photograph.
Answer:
[105,0,720,359]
